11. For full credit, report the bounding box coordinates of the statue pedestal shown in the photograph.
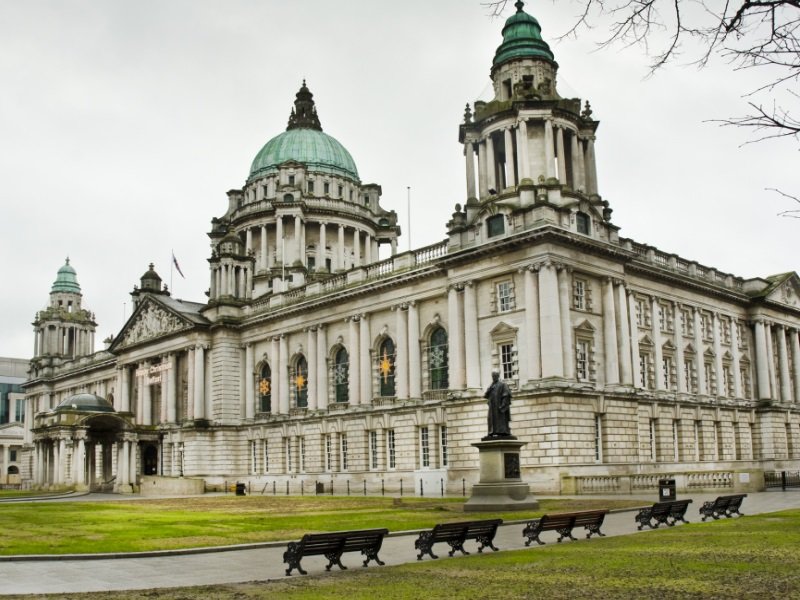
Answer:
[464,438,538,512]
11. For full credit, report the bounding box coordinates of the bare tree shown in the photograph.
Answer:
[483,1,800,143]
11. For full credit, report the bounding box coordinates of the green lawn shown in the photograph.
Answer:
[6,509,799,600]
[0,495,640,555]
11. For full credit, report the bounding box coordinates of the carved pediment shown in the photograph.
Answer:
[767,275,800,309]
[115,300,192,350]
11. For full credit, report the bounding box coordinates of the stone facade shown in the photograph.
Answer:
[21,2,800,495]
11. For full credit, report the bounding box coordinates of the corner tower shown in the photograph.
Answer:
[31,259,97,366]
[452,1,613,248]
[208,81,401,303]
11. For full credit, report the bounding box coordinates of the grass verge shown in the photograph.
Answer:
[4,509,799,600]
[0,495,640,555]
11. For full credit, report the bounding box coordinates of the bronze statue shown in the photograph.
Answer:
[484,369,512,438]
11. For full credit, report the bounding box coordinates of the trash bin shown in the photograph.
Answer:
[235,482,246,496]
[658,478,676,501]
[315,482,325,495]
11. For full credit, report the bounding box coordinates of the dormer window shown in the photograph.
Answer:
[487,214,505,237]
[283,193,294,203]
[576,212,591,235]
[288,175,295,186]
[338,185,343,198]
[324,182,330,195]
[307,180,314,194]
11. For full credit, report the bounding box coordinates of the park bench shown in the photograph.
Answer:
[635,499,693,530]
[699,494,747,521]
[414,518,503,560]
[283,528,389,575]
[522,510,609,546]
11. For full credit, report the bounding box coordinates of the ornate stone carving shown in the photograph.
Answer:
[117,303,188,348]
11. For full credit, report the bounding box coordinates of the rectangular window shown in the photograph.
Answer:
[573,279,586,310]
[307,181,314,194]
[680,309,694,337]
[672,420,680,462]
[704,362,715,395]
[594,415,603,462]
[299,436,306,472]
[288,174,295,186]
[649,419,657,461]
[325,434,332,472]
[251,440,257,474]
[736,321,749,349]
[387,429,396,470]
[420,426,430,468]
[701,313,713,341]
[487,214,505,237]
[715,422,723,460]
[338,185,343,197]
[497,281,514,312]
[263,440,269,474]
[340,433,348,471]
[733,423,741,460]
[684,359,696,393]
[576,340,589,381]
[370,430,379,470]
[323,182,330,194]
[285,437,292,472]
[723,366,733,397]
[694,421,701,461]
[662,356,673,390]
[639,352,653,389]
[500,343,515,381]
[786,424,795,459]
[721,318,732,345]
[440,426,449,467]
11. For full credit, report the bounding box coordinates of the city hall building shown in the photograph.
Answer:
[21,3,800,495]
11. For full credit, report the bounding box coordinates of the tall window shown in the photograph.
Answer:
[573,278,588,310]
[369,430,379,470]
[334,347,349,403]
[714,422,723,460]
[263,440,269,474]
[672,420,680,462]
[440,426,449,467]
[323,181,330,195]
[723,365,733,397]
[576,340,590,381]
[250,440,257,474]
[639,352,653,389]
[420,427,430,468]
[428,327,449,390]
[387,429,396,470]
[497,281,514,312]
[378,338,396,397]
[649,419,657,461]
[662,356,674,390]
[299,437,306,472]
[325,434,333,471]
[258,364,272,413]
[594,415,603,462]
[693,421,701,461]
[285,437,292,472]
[576,211,591,234]
[307,180,314,194]
[293,356,308,408]
[684,358,697,393]
[340,433,348,471]
[500,343,515,381]
[704,362,715,395]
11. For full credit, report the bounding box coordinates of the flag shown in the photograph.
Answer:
[172,252,185,279]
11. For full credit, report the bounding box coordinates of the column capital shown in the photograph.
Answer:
[447,283,465,293]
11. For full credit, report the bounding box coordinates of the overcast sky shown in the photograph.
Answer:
[1,0,796,360]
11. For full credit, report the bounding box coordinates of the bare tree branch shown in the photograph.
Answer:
[768,187,800,217]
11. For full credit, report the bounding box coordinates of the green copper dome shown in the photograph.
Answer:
[493,1,555,67]
[51,258,81,294]
[249,82,359,182]
[56,393,115,413]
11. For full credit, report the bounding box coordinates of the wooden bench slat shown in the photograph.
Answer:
[284,528,389,575]
[522,510,608,546]
[414,519,503,560]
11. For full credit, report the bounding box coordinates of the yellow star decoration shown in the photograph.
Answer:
[295,372,306,390]
[258,379,270,395]
[380,349,392,384]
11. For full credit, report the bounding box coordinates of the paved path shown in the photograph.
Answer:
[0,491,798,595]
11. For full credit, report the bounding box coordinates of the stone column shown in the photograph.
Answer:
[160,359,169,423]
[119,366,130,412]
[319,223,327,271]
[693,309,706,394]
[602,278,620,385]
[271,337,281,413]
[120,439,129,487]
[628,290,641,387]
[194,345,205,420]
[167,353,177,423]
[448,286,465,388]
[316,325,328,410]
[555,125,567,184]
[766,324,778,397]
[408,303,421,398]
[539,262,563,378]
[674,304,686,393]
[294,216,303,266]
[142,361,152,425]
[260,225,268,271]
[585,137,598,194]
[395,307,409,400]
[713,314,724,396]
[353,229,361,267]
[616,282,632,385]
[279,336,289,413]
[777,325,792,403]
[276,216,284,264]
[360,315,372,403]
[348,317,361,404]
[245,228,253,256]
[245,343,255,419]
[338,225,346,271]
[544,119,555,179]
[465,142,477,198]
[76,437,86,486]
[792,329,800,405]
[478,140,488,198]
[463,282,481,389]
[306,329,317,410]
[187,347,195,420]
[516,119,530,181]
[486,134,496,192]
[503,128,516,188]
[523,267,541,381]
[557,266,574,379]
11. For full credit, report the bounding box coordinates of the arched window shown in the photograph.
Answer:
[334,347,349,404]
[293,356,308,408]
[378,338,396,397]
[258,364,272,413]
[428,327,449,390]
[576,211,591,235]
